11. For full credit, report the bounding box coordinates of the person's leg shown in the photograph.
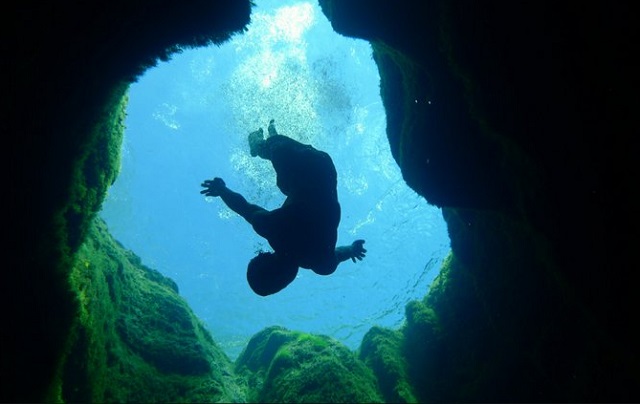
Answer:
[267,119,278,137]
[248,120,294,161]
[248,128,266,157]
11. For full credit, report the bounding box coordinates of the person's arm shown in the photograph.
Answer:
[200,177,267,222]
[335,239,367,264]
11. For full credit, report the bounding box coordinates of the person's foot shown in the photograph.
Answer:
[248,128,265,157]
[267,119,278,138]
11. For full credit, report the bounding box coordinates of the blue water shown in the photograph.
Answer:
[100,0,450,360]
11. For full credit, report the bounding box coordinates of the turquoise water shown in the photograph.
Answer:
[100,0,450,360]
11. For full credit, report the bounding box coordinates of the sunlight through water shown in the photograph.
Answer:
[101,0,451,360]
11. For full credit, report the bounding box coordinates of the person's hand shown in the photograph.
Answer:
[200,177,226,197]
[350,239,366,262]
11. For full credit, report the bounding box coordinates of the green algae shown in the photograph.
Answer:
[63,85,128,252]
[4,2,253,400]
[236,326,384,403]
[359,326,417,403]
[43,86,130,402]
[3,0,635,401]
[64,218,244,403]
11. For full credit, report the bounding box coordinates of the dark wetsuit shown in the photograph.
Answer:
[247,135,341,274]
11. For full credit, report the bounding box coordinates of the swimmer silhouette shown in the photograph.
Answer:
[201,120,366,296]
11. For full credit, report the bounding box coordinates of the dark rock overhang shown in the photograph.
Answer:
[3,0,638,402]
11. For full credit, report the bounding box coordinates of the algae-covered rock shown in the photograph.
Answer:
[64,218,244,403]
[401,252,487,403]
[236,326,383,403]
[359,326,417,403]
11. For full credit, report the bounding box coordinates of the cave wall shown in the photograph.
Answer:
[3,1,252,401]
[3,0,638,402]
[64,218,243,402]
[319,0,638,401]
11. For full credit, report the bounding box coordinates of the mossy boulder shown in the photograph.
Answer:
[63,218,244,403]
[236,326,383,403]
[359,326,417,403]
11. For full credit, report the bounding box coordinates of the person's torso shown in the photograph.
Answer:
[269,139,338,199]
[264,135,340,269]
[267,198,340,269]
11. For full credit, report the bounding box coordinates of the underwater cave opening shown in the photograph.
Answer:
[100,0,451,360]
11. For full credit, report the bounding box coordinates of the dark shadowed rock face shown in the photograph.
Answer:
[3,0,638,402]
[3,1,252,402]
[319,0,638,402]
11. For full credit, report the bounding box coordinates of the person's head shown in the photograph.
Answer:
[247,251,298,296]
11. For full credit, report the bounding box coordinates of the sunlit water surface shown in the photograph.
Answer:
[101,0,451,360]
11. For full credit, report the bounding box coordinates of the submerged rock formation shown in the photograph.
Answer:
[236,326,383,403]
[360,326,417,403]
[3,0,637,402]
[4,1,253,401]
[319,0,637,401]
[65,219,243,402]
